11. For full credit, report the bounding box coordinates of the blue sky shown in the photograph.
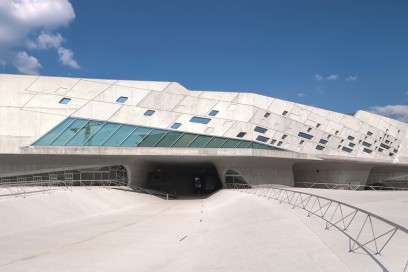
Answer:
[1,0,407,121]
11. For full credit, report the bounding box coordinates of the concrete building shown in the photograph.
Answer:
[0,74,407,195]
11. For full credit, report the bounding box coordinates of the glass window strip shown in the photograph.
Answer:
[137,129,168,147]
[156,131,183,147]
[133,127,154,146]
[33,117,76,145]
[45,117,76,146]
[50,118,88,146]
[66,120,105,146]
[99,123,123,146]
[63,119,90,146]
[169,132,186,147]
[117,124,139,146]
[81,121,108,146]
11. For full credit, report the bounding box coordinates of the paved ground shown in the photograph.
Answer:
[0,188,406,272]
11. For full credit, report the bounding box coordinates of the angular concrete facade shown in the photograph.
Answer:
[0,74,407,190]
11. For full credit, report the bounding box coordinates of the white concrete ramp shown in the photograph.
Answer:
[0,188,402,271]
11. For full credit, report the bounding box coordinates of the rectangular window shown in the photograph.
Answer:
[116,96,128,103]
[282,134,287,139]
[190,116,211,124]
[327,135,332,139]
[380,143,390,149]
[189,135,212,147]
[298,132,313,140]
[367,131,373,136]
[349,142,356,147]
[236,132,246,138]
[319,139,328,145]
[144,110,155,116]
[282,111,288,116]
[316,145,325,150]
[299,140,305,145]
[254,126,267,134]
[277,141,283,146]
[208,110,219,116]
[335,130,339,135]
[271,139,277,145]
[264,112,271,118]
[347,135,355,141]
[307,127,312,132]
[171,123,181,129]
[363,148,372,154]
[342,146,353,153]
[316,123,321,128]
[256,135,270,143]
[59,98,71,104]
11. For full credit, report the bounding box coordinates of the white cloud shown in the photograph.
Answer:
[314,74,324,81]
[369,105,408,123]
[346,75,357,82]
[27,32,64,49]
[0,0,78,74]
[58,47,79,69]
[297,92,305,98]
[11,51,41,75]
[326,74,338,80]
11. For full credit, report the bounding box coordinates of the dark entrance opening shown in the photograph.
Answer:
[146,163,222,196]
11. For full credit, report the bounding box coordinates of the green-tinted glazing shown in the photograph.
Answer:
[120,127,152,147]
[103,125,136,146]
[32,118,278,151]
[66,120,105,146]
[138,129,167,147]
[205,137,227,148]
[155,131,183,147]
[189,135,212,147]
[237,141,251,148]
[172,133,197,147]
[85,123,120,146]
[221,139,241,148]
[33,118,75,145]
[51,119,88,146]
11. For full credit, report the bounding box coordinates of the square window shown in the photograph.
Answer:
[282,134,287,139]
[282,111,288,116]
[190,116,211,124]
[347,135,355,141]
[236,132,246,138]
[327,135,332,139]
[144,110,155,116]
[277,141,283,146]
[254,126,267,134]
[264,112,271,118]
[316,145,325,151]
[271,139,277,145]
[335,130,339,135]
[256,135,270,143]
[208,110,219,116]
[116,96,128,103]
[316,123,321,128]
[59,98,71,104]
[300,140,305,145]
[319,139,328,145]
[171,123,181,129]
[307,127,312,132]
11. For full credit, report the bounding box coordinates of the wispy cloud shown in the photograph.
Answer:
[369,105,408,123]
[326,74,338,80]
[346,75,357,82]
[58,47,79,69]
[297,92,305,98]
[314,74,338,81]
[314,74,324,81]
[0,0,79,74]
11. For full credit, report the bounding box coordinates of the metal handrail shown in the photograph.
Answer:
[227,183,408,272]
[296,181,408,191]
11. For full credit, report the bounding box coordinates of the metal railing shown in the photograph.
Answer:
[0,172,128,198]
[227,183,408,272]
[296,181,408,191]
